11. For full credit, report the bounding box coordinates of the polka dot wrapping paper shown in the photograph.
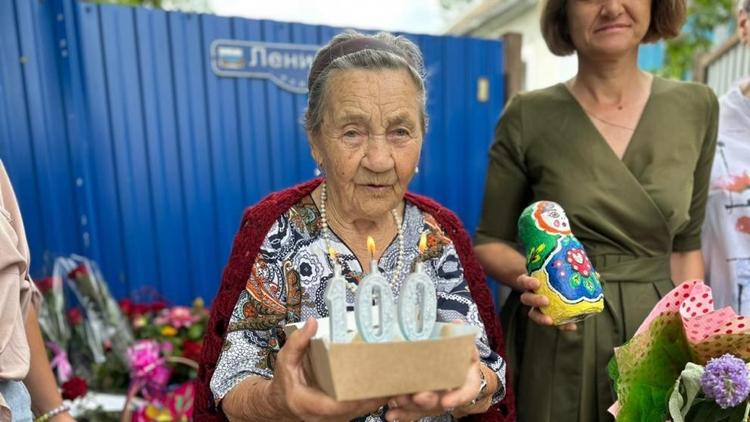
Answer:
[634,280,750,364]
[609,280,750,420]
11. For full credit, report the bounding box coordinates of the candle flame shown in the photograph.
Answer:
[367,236,376,257]
[419,231,427,255]
[328,246,337,260]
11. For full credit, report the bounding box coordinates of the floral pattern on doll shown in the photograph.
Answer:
[566,248,592,278]
[518,200,604,325]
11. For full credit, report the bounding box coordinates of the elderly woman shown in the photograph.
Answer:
[474,0,718,420]
[195,31,511,422]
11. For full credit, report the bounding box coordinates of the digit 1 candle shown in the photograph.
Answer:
[324,247,348,343]
[355,236,396,343]
[398,232,437,341]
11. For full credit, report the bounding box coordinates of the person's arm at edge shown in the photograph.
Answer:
[23,307,74,422]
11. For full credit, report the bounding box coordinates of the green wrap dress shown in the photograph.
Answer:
[476,76,719,421]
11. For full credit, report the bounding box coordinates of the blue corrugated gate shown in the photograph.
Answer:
[0,0,505,305]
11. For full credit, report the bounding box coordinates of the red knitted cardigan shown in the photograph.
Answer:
[195,178,516,421]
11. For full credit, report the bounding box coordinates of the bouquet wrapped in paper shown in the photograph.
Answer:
[60,255,134,364]
[35,274,71,382]
[31,255,207,420]
[35,274,68,346]
[609,280,750,421]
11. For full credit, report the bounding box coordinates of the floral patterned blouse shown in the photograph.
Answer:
[210,195,506,421]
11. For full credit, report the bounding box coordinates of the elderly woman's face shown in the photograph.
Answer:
[567,0,652,58]
[311,68,423,221]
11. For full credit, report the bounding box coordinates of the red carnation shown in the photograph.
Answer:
[35,277,55,294]
[67,265,88,280]
[181,340,203,362]
[67,308,83,326]
[133,303,149,316]
[149,300,168,313]
[61,376,88,400]
[118,298,134,316]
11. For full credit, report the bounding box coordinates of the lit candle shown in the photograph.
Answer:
[355,236,396,342]
[324,247,348,343]
[398,232,437,341]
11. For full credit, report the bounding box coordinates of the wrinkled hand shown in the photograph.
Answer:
[384,322,483,422]
[517,274,577,331]
[269,318,389,422]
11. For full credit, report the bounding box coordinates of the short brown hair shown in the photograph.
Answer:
[541,0,687,56]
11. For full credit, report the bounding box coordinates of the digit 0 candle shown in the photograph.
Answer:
[355,236,396,342]
[398,232,437,340]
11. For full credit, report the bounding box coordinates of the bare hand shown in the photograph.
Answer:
[269,318,389,421]
[385,322,484,421]
[517,274,577,331]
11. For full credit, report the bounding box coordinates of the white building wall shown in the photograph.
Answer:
[470,6,577,91]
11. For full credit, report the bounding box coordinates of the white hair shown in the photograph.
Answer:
[304,31,428,135]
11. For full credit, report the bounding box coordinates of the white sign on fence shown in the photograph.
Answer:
[210,39,320,94]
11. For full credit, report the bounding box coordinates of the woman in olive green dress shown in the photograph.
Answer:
[474,0,718,420]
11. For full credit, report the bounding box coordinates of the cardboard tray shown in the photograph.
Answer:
[285,313,479,401]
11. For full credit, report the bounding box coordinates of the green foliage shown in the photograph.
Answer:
[90,359,129,393]
[662,0,736,79]
[84,0,211,13]
[685,398,750,422]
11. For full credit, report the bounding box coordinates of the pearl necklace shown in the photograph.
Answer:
[319,182,405,292]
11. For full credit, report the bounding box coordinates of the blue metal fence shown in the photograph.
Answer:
[0,0,505,305]
[639,42,666,72]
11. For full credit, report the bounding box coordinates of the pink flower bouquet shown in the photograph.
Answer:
[610,280,750,421]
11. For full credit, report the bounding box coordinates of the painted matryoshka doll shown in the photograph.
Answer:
[518,201,604,325]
